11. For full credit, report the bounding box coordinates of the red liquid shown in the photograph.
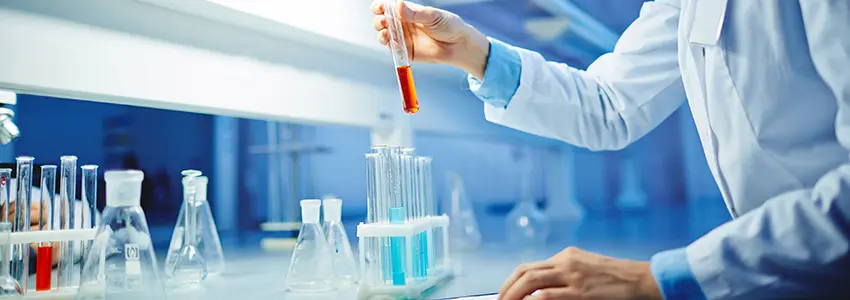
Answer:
[36,245,53,291]
[396,66,419,114]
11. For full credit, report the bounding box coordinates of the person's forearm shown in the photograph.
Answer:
[450,25,490,80]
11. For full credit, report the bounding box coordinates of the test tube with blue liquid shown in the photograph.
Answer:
[370,146,406,285]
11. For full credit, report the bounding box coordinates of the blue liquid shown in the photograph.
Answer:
[419,232,429,277]
[389,207,406,285]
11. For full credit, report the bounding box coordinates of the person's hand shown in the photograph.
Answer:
[499,247,662,300]
[371,0,491,79]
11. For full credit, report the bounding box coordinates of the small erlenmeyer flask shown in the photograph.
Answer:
[506,147,549,249]
[191,176,225,276]
[77,170,167,300]
[165,174,224,278]
[322,198,358,285]
[0,222,22,296]
[165,171,207,287]
[445,172,482,251]
[286,199,336,293]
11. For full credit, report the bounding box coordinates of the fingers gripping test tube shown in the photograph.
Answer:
[384,0,420,114]
[59,156,77,288]
[12,157,34,292]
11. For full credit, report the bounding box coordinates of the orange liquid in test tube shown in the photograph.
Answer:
[396,66,419,114]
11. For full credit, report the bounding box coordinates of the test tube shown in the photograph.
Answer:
[58,155,77,288]
[383,0,419,114]
[0,168,10,223]
[365,154,377,224]
[38,165,57,292]
[80,165,98,269]
[12,156,34,292]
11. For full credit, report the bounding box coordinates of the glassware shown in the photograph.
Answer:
[0,222,22,296]
[165,175,225,279]
[81,165,99,259]
[38,165,58,292]
[445,172,482,251]
[59,155,78,288]
[322,198,357,285]
[616,157,648,210]
[165,171,207,287]
[12,156,33,289]
[505,148,549,249]
[191,176,224,276]
[76,170,166,300]
[285,199,335,292]
[383,0,419,114]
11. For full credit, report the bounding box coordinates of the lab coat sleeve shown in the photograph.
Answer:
[482,0,686,151]
[660,3,850,299]
[468,38,522,109]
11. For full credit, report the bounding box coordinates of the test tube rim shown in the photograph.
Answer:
[59,155,77,161]
[15,156,34,162]
[81,165,98,171]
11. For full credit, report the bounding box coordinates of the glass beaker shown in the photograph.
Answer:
[322,198,357,285]
[285,199,336,292]
[77,170,166,300]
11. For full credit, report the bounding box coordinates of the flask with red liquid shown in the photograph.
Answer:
[384,0,419,114]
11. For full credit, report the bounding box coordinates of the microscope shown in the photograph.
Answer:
[0,89,19,144]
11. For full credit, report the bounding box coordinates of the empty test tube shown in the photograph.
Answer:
[59,156,77,288]
[80,165,98,271]
[13,156,34,291]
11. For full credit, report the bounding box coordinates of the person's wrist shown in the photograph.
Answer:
[453,26,490,80]
[636,262,663,300]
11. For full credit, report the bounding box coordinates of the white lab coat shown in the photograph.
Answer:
[483,0,849,298]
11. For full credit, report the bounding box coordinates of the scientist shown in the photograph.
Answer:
[372,1,848,299]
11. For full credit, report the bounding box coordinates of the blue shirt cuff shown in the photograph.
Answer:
[468,37,521,108]
[650,248,706,300]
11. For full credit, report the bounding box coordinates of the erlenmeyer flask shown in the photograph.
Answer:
[286,199,336,292]
[165,171,207,287]
[506,147,549,249]
[165,175,224,278]
[191,176,225,275]
[445,172,482,251]
[0,222,22,296]
[77,170,167,300]
[322,198,357,285]
[616,157,648,210]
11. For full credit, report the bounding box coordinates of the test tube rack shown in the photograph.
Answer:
[356,214,452,299]
[10,228,97,300]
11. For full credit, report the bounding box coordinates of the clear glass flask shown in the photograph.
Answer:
[0,222,22,296]
[166,175,224,278]
[165,171,207,287]
[286,199,336,292]
[322,198,357,285]
[505,148,549,249]
[77,170,167,300]
[445,172,482,251]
